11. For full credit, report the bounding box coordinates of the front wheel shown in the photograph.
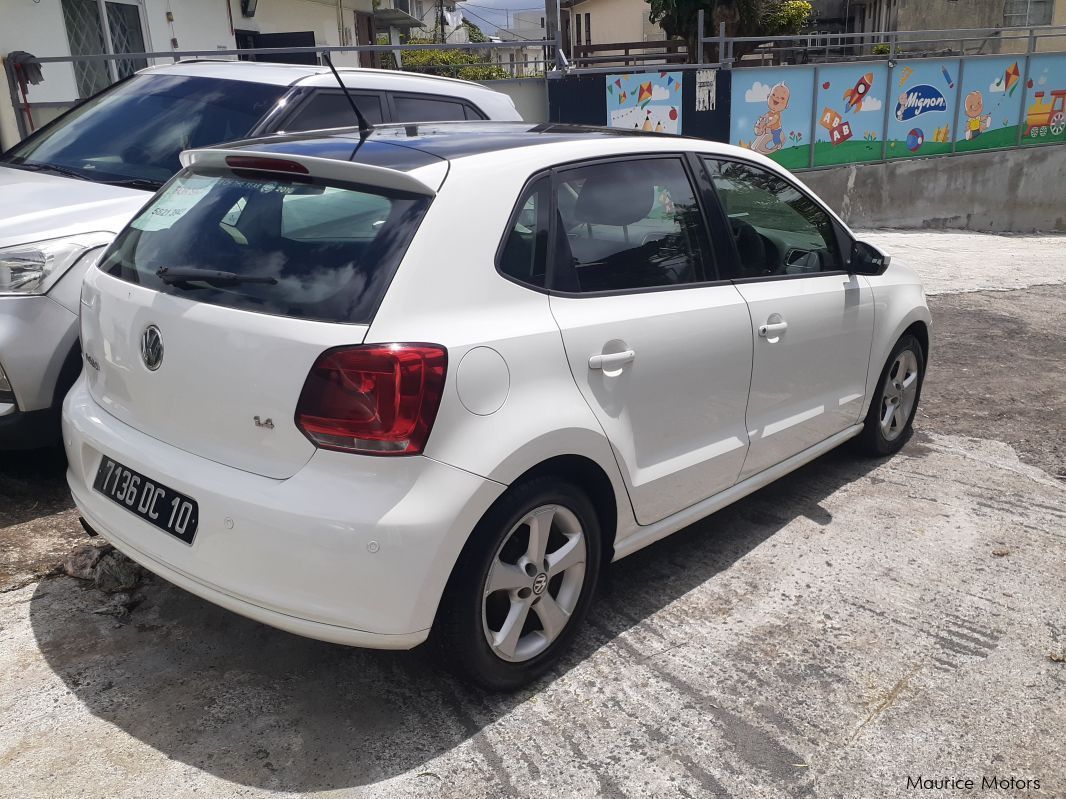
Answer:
[857,333,926,456]
[433,477,602,691]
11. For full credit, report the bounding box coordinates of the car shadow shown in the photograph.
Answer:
[0,446,73,528]
[29,445,884,791]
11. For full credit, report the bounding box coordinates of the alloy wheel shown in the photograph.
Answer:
[482,504,587,663]
[880,348,920,441]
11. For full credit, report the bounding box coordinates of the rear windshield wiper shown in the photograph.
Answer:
[156,267,278,287]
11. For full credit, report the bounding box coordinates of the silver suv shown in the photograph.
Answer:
[0,60,520,449]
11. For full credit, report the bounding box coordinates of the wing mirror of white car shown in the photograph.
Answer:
[849,240,891,276]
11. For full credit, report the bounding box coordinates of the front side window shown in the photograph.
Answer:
[98,169,430,324]
[555,157,711,293]
[498,175,550,288]
[2,74,285,187]
[703,158,843,279]
[283,92,385,132]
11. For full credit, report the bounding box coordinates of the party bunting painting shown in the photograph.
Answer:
[606,71,683,134]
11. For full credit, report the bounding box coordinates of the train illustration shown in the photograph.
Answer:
[1024,89,1066,138]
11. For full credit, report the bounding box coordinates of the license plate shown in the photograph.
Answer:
[93,456,199,544]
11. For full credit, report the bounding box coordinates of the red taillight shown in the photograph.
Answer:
[225,156,309,174]
[295,344,447,456]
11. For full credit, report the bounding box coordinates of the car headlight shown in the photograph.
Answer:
[0,233,113,296]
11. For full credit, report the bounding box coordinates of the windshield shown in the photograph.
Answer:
[97,168,431,323]
[2,74,286,188]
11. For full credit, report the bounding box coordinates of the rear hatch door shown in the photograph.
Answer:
[81,151,442,478]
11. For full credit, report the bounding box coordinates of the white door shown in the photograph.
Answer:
[547,156,754,525]
[703,158,875,479]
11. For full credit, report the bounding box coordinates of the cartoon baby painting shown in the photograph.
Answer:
[753,83,790,154]
[964,90,992,140]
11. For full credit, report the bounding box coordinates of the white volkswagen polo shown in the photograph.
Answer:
[64,122,930,689]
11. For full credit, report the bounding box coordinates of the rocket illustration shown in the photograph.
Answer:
[843,72,874,112]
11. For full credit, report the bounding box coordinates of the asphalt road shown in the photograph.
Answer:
[1,232,1064,799]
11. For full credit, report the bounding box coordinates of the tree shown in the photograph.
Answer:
[381,37,509,81]
[646,0,812,63]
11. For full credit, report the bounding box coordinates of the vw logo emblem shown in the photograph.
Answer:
[532,572,548,595]
[141,325,164,371]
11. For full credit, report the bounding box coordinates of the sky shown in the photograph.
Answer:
[456,0,548,36]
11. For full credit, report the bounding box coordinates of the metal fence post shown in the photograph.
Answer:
[4,57,30,141]
[720,22,730,69]
[808,65,819,168]
[695,9,703,64]
[1016,53,1034,146]
[881,59,893,162]
[950,58,966,154]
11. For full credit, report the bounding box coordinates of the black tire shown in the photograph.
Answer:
[433,476,602,691]
[857,333,926,456]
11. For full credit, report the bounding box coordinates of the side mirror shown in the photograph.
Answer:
[850,240,891,276]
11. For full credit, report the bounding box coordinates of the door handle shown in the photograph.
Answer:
[589,350,636,370]
[758,321,788,337]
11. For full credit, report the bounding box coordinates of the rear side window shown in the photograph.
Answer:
[98,169,430,324]
[394,95,477,122]
[498,175,550,288]
[554,158,712,293]
[283,92,385,132]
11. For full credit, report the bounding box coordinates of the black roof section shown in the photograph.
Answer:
[215,122,682,171]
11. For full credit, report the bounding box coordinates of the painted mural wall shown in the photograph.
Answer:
[728,51,1066,170]
[1022,54,1066,146]
[813,63,888,166]
[606,71,684,134]
[728,66,814,170]
[886,59,958,160]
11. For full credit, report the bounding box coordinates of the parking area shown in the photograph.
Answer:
[1,230,1064,799]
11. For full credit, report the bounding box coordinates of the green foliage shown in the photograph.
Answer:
[761,0,812,35]
[646,0,812,59]
[871,43,890,55]
[462,20,489,43]
[381,38,509,80]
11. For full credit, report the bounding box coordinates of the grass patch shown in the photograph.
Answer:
[955,125,1021,152]
[886,140,953,160]
[766,145,811,171]
[812,139,883,166]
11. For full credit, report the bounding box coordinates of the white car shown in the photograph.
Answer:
[64,122,930,689]
[0,60,519,449]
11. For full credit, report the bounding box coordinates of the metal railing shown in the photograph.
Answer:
[569,40,688,69]
[697,21,1066,68]
[4,40,556,139]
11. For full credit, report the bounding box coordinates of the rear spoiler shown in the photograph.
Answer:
[179,148,440,197]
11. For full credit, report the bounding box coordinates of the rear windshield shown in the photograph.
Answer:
[2,75,285,188]
[98,168,431,323]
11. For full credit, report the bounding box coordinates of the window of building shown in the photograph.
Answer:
[1003,0,1054,26]
[585,13,591,44]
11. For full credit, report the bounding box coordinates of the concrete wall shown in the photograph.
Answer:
[802,144,1066,233]
[478,77,548,121]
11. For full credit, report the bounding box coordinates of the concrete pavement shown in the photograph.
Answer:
[1,230,1064,799]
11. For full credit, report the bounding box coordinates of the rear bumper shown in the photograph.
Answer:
[63,377,506,648]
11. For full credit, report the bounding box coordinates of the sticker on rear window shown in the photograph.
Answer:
[131,175,215,232]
